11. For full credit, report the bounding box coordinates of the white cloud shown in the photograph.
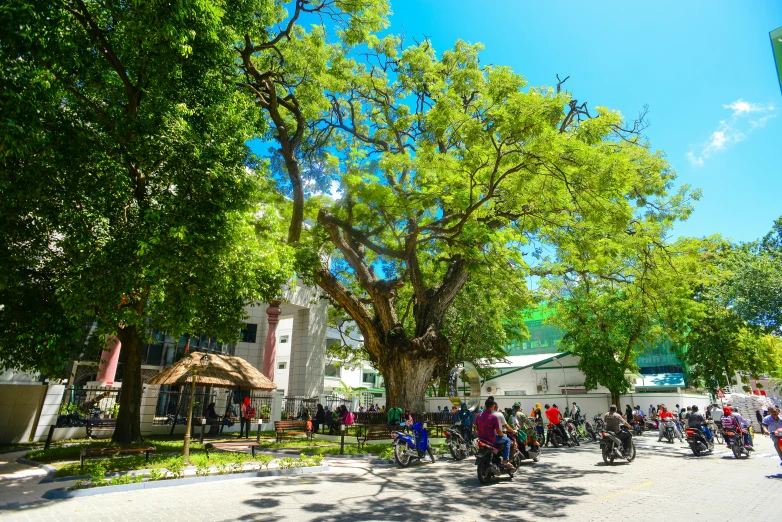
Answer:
[687,99,775,166]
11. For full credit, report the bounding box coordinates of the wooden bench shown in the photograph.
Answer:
[356,424,398,449]
[85,418,117,438]
[80,446,155,471]
[274,420,310,443]
[204,441,261,458]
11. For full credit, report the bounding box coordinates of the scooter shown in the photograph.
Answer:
[599,426,636,464]
[723,425,753,459]
[391,421,434,467]
[546,423,567,447]
[685,426,714,456]
[475,438,520,484]
[564,418,581,446]
[662,419,677,443]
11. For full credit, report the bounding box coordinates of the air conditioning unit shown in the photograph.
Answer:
[486,386,494,393]
[536,384,544,393]
[537,377,548,393]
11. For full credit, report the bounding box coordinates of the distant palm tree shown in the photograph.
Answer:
[334,380,367,400]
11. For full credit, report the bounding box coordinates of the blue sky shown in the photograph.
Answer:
[383,1,782,244]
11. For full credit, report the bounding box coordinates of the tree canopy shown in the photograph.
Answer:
[0,0,292,441]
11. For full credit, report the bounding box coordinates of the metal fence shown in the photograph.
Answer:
[322,395,352,413]
[152,387,218,425]
[247,393,274,420]
[281,395,318,420]
[58,386,122,419]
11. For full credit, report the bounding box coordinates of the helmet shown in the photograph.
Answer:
[513,402,521,408]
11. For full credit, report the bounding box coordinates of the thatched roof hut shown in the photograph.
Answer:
[147,352,276,390]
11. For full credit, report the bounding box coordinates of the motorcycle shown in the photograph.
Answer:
[662,419,676,443]
[584,420,597,441]
[685,426,714,456]
[391,421,435,467]
[564,418,581,446]
[546,423,567,447]
[475,437,527,483]
[631,420,644,436]
[723,425,753,459]
[444,421,476,460]
[645,419,659,431]
[593,414,605,432]
[599,426,636,464]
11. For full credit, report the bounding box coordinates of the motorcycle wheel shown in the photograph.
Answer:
[602,445,614,464]
[427,447,436,463]
[665,432,673,444]
[394,442,412,468]
[590,430,597,441]
[531,451,540,463]
[692,445,701,457]
[477,455,494,484]
[625,441,636,462]
[731,445,741,459]
[448,442,460,460]
[571,434,580,446]
[550,434,560,448]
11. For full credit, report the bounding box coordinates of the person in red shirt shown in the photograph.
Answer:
[545,403,569,447]
[657,405,683,442]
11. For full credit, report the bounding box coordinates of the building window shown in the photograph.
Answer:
[362,371,376,386]
[241,324,257,343]
[324,363,341,378]
[279,335,289,344]
[278,362,287,370]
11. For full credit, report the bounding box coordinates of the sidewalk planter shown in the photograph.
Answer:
[42,464,329,499]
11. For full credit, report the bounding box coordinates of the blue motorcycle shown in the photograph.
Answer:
[391,421,435,467]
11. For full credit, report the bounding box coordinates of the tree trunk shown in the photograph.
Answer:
[113,323,144,443]
[381,352,438,414]
[609,390,621,410]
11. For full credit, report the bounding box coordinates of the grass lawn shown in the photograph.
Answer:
[24,433,397,478]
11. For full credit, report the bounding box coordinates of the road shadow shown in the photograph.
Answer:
[235,447,616,522]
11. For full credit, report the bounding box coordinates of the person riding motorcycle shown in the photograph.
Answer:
[511,402,534,458]
[604,405,633,453]
[722,407,753,448]
[686,405,712,442]
[476,398,515,471]
[545,403,569,447]
[657,405,683,442]
[455,402,475,443]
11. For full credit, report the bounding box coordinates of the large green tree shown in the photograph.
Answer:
[0,0,291,442]
[543,236,704,406]
[249,28,697,410]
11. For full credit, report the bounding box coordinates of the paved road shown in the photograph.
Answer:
[1,436,781,521]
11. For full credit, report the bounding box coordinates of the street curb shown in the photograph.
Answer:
[41,464,330,499]
[0,447,32,455]
[16,457,56,475]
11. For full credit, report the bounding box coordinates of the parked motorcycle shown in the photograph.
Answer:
[546,423,567,447]
[599,426,636,464]
[662,419,676,443]
[723,425,753,459]
[584,420,597,441]
[444,421,475,460]
[391,421,435,467]
[685,426,714,456]
[593,414,605,432]
[645,419,659,431]
[564,418,581,446]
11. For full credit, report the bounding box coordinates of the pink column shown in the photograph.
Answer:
[262,301,282,380]
[97,335,121,387]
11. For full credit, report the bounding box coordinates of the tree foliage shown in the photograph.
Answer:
[0,0,292,442]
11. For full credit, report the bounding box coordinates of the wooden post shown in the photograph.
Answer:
[183,374,197,465]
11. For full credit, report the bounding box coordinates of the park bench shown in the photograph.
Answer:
[204,441,261,458]
[356,424,398,449]
[274,420,310,443]
[85,418,117,438]
[80,446,155,471]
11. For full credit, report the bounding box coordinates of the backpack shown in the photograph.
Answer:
[344,411,355,425]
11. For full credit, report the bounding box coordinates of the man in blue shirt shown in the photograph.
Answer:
[455,402,475,443]
[763,407,782,465]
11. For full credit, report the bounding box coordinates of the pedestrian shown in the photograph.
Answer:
[756,410,769,435]
[625,404,633,422]
[315,403,325,434]
[387,404,403,425]
[240,397,255,439]
[762,407,782,465]
[648,404,656,420]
